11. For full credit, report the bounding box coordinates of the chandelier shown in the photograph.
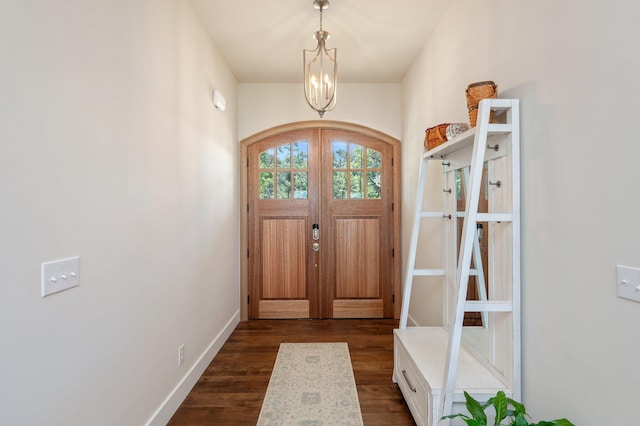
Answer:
[303,0,337,118]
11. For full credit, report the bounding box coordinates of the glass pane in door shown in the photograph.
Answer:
[332,142,383,200]
[260,141,309,200]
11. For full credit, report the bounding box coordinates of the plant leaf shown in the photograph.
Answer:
[506,396,527,416]
[512,413,530,426]
[530,419,575,426]
[464,391,487,424]
[492,391,509,425]
[485,396,495,410]
[552,419,575,426]
[441,413,470,420]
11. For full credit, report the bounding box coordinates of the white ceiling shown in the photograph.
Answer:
[189,0,450,83]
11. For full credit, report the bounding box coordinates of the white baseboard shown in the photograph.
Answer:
[145,310,241,426]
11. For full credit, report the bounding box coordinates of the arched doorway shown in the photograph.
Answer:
[240,121,401,319]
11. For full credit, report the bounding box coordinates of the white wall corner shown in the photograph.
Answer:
[406,314,419,327]
[145,310,241,426]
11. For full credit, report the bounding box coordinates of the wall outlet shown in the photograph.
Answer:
[41,256,80,297]
[178,344,185,366]
[616,265,640,303]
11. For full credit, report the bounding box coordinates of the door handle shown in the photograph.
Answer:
[312,242,320,252]
[312,223,319,241]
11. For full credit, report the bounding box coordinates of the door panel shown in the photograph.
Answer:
[321,130,393,319]
[248,130,319,319]
[261,218,307,298]
[335,218,380,298]
[258,300,310,319]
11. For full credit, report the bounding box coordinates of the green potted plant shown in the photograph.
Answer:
[441,390,575,426]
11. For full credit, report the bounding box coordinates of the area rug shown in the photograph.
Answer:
[257,342,364,425]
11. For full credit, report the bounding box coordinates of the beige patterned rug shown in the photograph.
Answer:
[257,342,364,425]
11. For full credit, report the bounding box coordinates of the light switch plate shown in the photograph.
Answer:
[41,256,80,297]
[616,265,640,303]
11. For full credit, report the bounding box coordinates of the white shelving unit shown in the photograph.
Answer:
[394,99,520,426]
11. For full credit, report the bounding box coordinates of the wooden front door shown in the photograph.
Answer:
[320,130,393,318]
[247,129,320,318]
[245,125,397,319]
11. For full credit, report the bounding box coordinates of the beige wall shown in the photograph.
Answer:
[0,1,239,424]
[238,83,402,140]
[401,1,640,424]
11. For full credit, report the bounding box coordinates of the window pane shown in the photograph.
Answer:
[367,171,382,199]
[333,141,348,169]
[276,172,291,199]
[260,172,274,199]
[333,171,347,199]
[259,149,274,169]
[276,144,291,169]
[367,149,382,168]
[293,172,308,199]
[350,144,363,168]
[350,172,363,199]
[292,141,308,169]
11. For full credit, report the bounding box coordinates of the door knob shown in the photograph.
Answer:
[312,242,320,252]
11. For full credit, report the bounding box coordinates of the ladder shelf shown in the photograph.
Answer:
[394,99,520,426]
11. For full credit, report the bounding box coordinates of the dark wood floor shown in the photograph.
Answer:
[168,319,415,425]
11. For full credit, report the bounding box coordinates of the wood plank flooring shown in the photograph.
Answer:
[168,319,415,425]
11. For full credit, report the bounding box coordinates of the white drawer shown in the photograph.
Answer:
[394,334,430,426]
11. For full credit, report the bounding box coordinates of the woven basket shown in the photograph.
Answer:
[424,123,450,150]
[466,81,498,127]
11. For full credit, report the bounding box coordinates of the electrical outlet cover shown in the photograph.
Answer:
[178,344,185,366]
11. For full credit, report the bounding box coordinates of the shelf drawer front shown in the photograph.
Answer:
[394,336,430,426]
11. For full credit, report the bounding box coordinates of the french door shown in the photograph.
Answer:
[244,125,397,319]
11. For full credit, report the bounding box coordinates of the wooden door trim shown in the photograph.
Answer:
[240,121,401,320]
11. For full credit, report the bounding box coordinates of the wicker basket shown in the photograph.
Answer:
[466,81,498,127]
[424,123,450,150]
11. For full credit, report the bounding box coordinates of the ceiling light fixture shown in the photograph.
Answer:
[303,0,337,118]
